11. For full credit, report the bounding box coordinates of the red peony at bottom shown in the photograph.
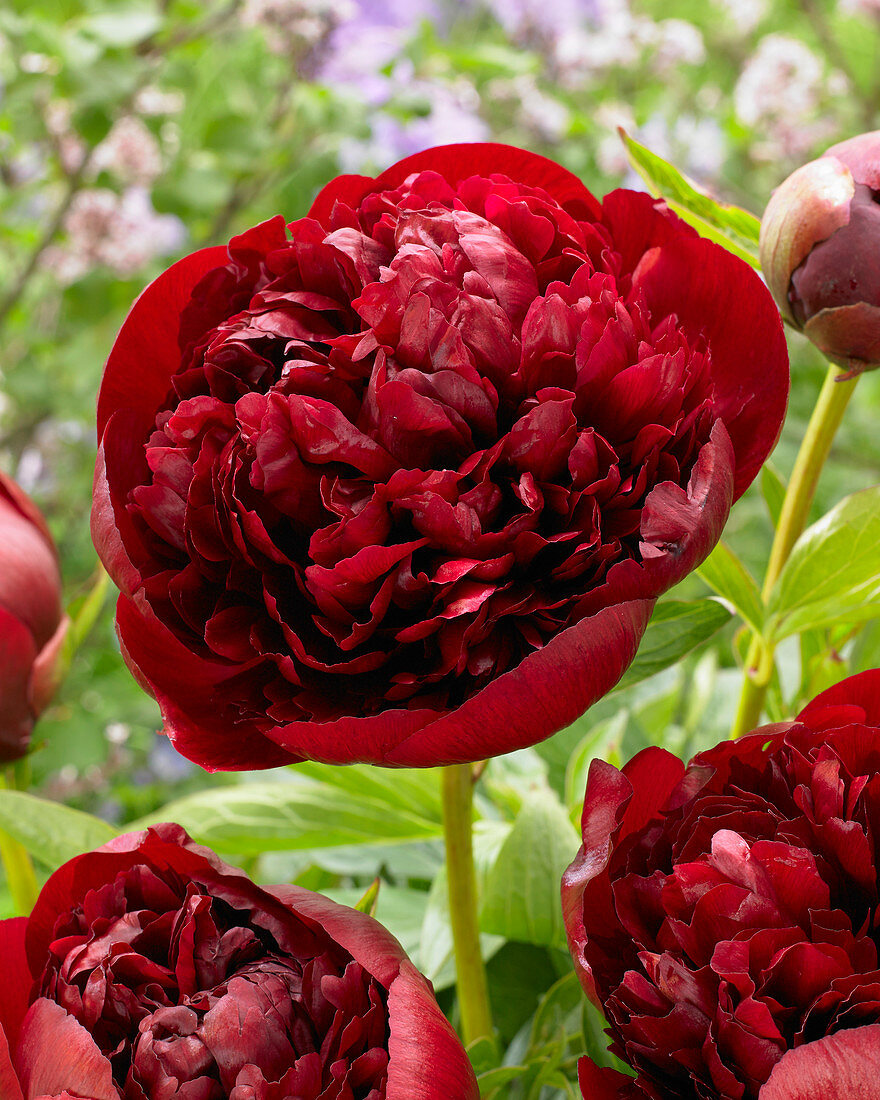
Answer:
[563,670,880,1100]
[0,823,478,1100]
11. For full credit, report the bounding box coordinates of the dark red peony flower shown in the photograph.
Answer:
[0,822,478,1100]
[0,470,68,761]
[563,669,880,1100]
[92,143,788,769]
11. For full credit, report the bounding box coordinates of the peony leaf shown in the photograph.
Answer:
[127,771,446,854]
[697,543,765,634]
[480,790,580,949]
[761,463,787,527]
[353,877,381,916]
[614,598,732,691]
[767,485,880,641]
[0,790,116,869]
[619,129,761,266]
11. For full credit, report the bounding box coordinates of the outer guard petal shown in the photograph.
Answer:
[386,960,480,1100]
[759,1026,880,1100]
[309,142,602,224]
[0,918,31,1056]
[578,1058,644,1099]
[796,667,880,729]
[95,245,228,437]
[632,235,789,499]
[16,1000,117,1100]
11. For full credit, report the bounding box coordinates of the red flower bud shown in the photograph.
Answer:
[0,472,67,761]
[760,130,880,372]
[0,823,478,1099]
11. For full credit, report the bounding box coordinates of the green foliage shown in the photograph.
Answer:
[0,789,116,867]
[767,486,880,641]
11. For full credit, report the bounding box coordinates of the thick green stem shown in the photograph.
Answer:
[731,363,858,738]
[0,770,38,915]
[441,763,493,1047]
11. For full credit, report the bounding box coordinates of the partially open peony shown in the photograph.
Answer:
[0,823,478,1099]
[564,670,880,1100]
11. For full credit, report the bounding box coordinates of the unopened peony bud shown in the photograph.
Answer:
[760,130,880,373]
[0,471,67,760]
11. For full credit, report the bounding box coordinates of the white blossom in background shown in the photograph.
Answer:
[838,0,880,16]
[45,100,86,174]
[44,187,186,284]
[133,85,185,116]
[712,0,767,34]
[487,74,570,143]
[734,35,847,161]
[92,116,163,186]
[650,19,706,71]
[554,0,655,85]
[241,0,353,54]
[595,101,637,178]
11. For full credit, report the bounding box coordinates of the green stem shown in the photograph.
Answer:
[441,763,493,1047]
[731,363,858,738]
[0,770,38,915]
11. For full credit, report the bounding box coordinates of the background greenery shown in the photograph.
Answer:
[1,1,880,1094]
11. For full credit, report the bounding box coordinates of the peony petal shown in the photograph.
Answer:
[632,235,789,499]
[796,667,880,728]
[385,960,479,1100]
[113,593,300,771]
[265,885,408,989]
[0,610,38,763]
[0,1024,22,1100]
[95,244,228,437]
[16,1000,117,1100]
[309,143,602,224]
[0,919,31,1056]
[577,1057,644,1099]
[759,1026,880,1100]
[380,598,654,766]
[600,189,698,276]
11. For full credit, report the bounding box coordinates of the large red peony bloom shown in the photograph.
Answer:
[0,470,68,761]
[92,143,789,769]
[563,669,880,1100]
[0,823,478,1100]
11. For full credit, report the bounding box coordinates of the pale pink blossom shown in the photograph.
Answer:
[734,35,846,160]
[46,187,185,283]
[92,116,163,186]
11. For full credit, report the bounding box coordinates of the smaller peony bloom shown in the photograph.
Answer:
[760,130,880,373]
[0,822,478,1100]
[563,669,880,1100]
[0,471,67,761]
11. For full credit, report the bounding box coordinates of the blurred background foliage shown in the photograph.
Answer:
[1,0,880,1090]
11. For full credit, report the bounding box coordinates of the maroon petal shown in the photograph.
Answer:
[760,1026,880,1100]
[16,1000,117,1100]
[0,610,38,762]
[380,598,654,766]
[632,235,789,499]
[309,142,603,225]
[96,245,228,437]
[796,667,880,728]
[0,919,31,1057]
[265,885,408,989]
[386,960,479,1100]
[578,1058,644,1099]
[114,593,300,770]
